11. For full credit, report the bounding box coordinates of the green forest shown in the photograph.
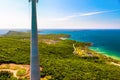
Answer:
[0,31,120,80]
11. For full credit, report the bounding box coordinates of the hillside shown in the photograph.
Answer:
[0,31,120,80]
[5,31,30,36]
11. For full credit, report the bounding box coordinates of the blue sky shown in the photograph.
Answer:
[0,0,120,29]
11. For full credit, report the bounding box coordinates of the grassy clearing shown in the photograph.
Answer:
[17,68,26,76]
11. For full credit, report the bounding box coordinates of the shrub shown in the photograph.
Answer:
[17,68,26,76]
[0,71,13,79]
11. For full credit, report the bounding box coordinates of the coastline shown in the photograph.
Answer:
[90,47,120,60]
[65,37,120,61]
[66,38,120,61]
[1,30,120,61]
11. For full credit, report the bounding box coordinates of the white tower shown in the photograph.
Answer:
[29,0,40,80]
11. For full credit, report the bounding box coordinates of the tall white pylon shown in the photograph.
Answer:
[29,0,40,80]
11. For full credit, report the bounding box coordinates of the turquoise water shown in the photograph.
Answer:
[39,29,120,60]
[0,29,120,60]
[90,47,120,60]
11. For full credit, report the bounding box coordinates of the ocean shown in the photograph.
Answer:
[0,29,120,60]
[39,29,120,60]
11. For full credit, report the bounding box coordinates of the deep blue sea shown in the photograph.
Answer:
[0,29,120,60]
[39,29,120,60]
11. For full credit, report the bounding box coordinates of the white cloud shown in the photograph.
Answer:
[37,9,120,29]
[80,9,120,16]
[50,9,120,21]
[79,11,105,16]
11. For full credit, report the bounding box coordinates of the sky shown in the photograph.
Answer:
[0,0,120,29]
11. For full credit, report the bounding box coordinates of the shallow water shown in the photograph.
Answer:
[39,29,120,60]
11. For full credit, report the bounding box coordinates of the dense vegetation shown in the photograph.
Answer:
[0,71,17,80]
[0,31,120,80]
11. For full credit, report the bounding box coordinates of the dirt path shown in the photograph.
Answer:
[111,62,120,67]
[0,64,30,78]
[0,63,42,79]
[0,69,18,78]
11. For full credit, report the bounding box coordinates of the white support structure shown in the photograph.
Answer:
[29,0,38,3]
[29,0,40,80]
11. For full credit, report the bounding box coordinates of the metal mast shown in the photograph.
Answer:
[29,0,40,80]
